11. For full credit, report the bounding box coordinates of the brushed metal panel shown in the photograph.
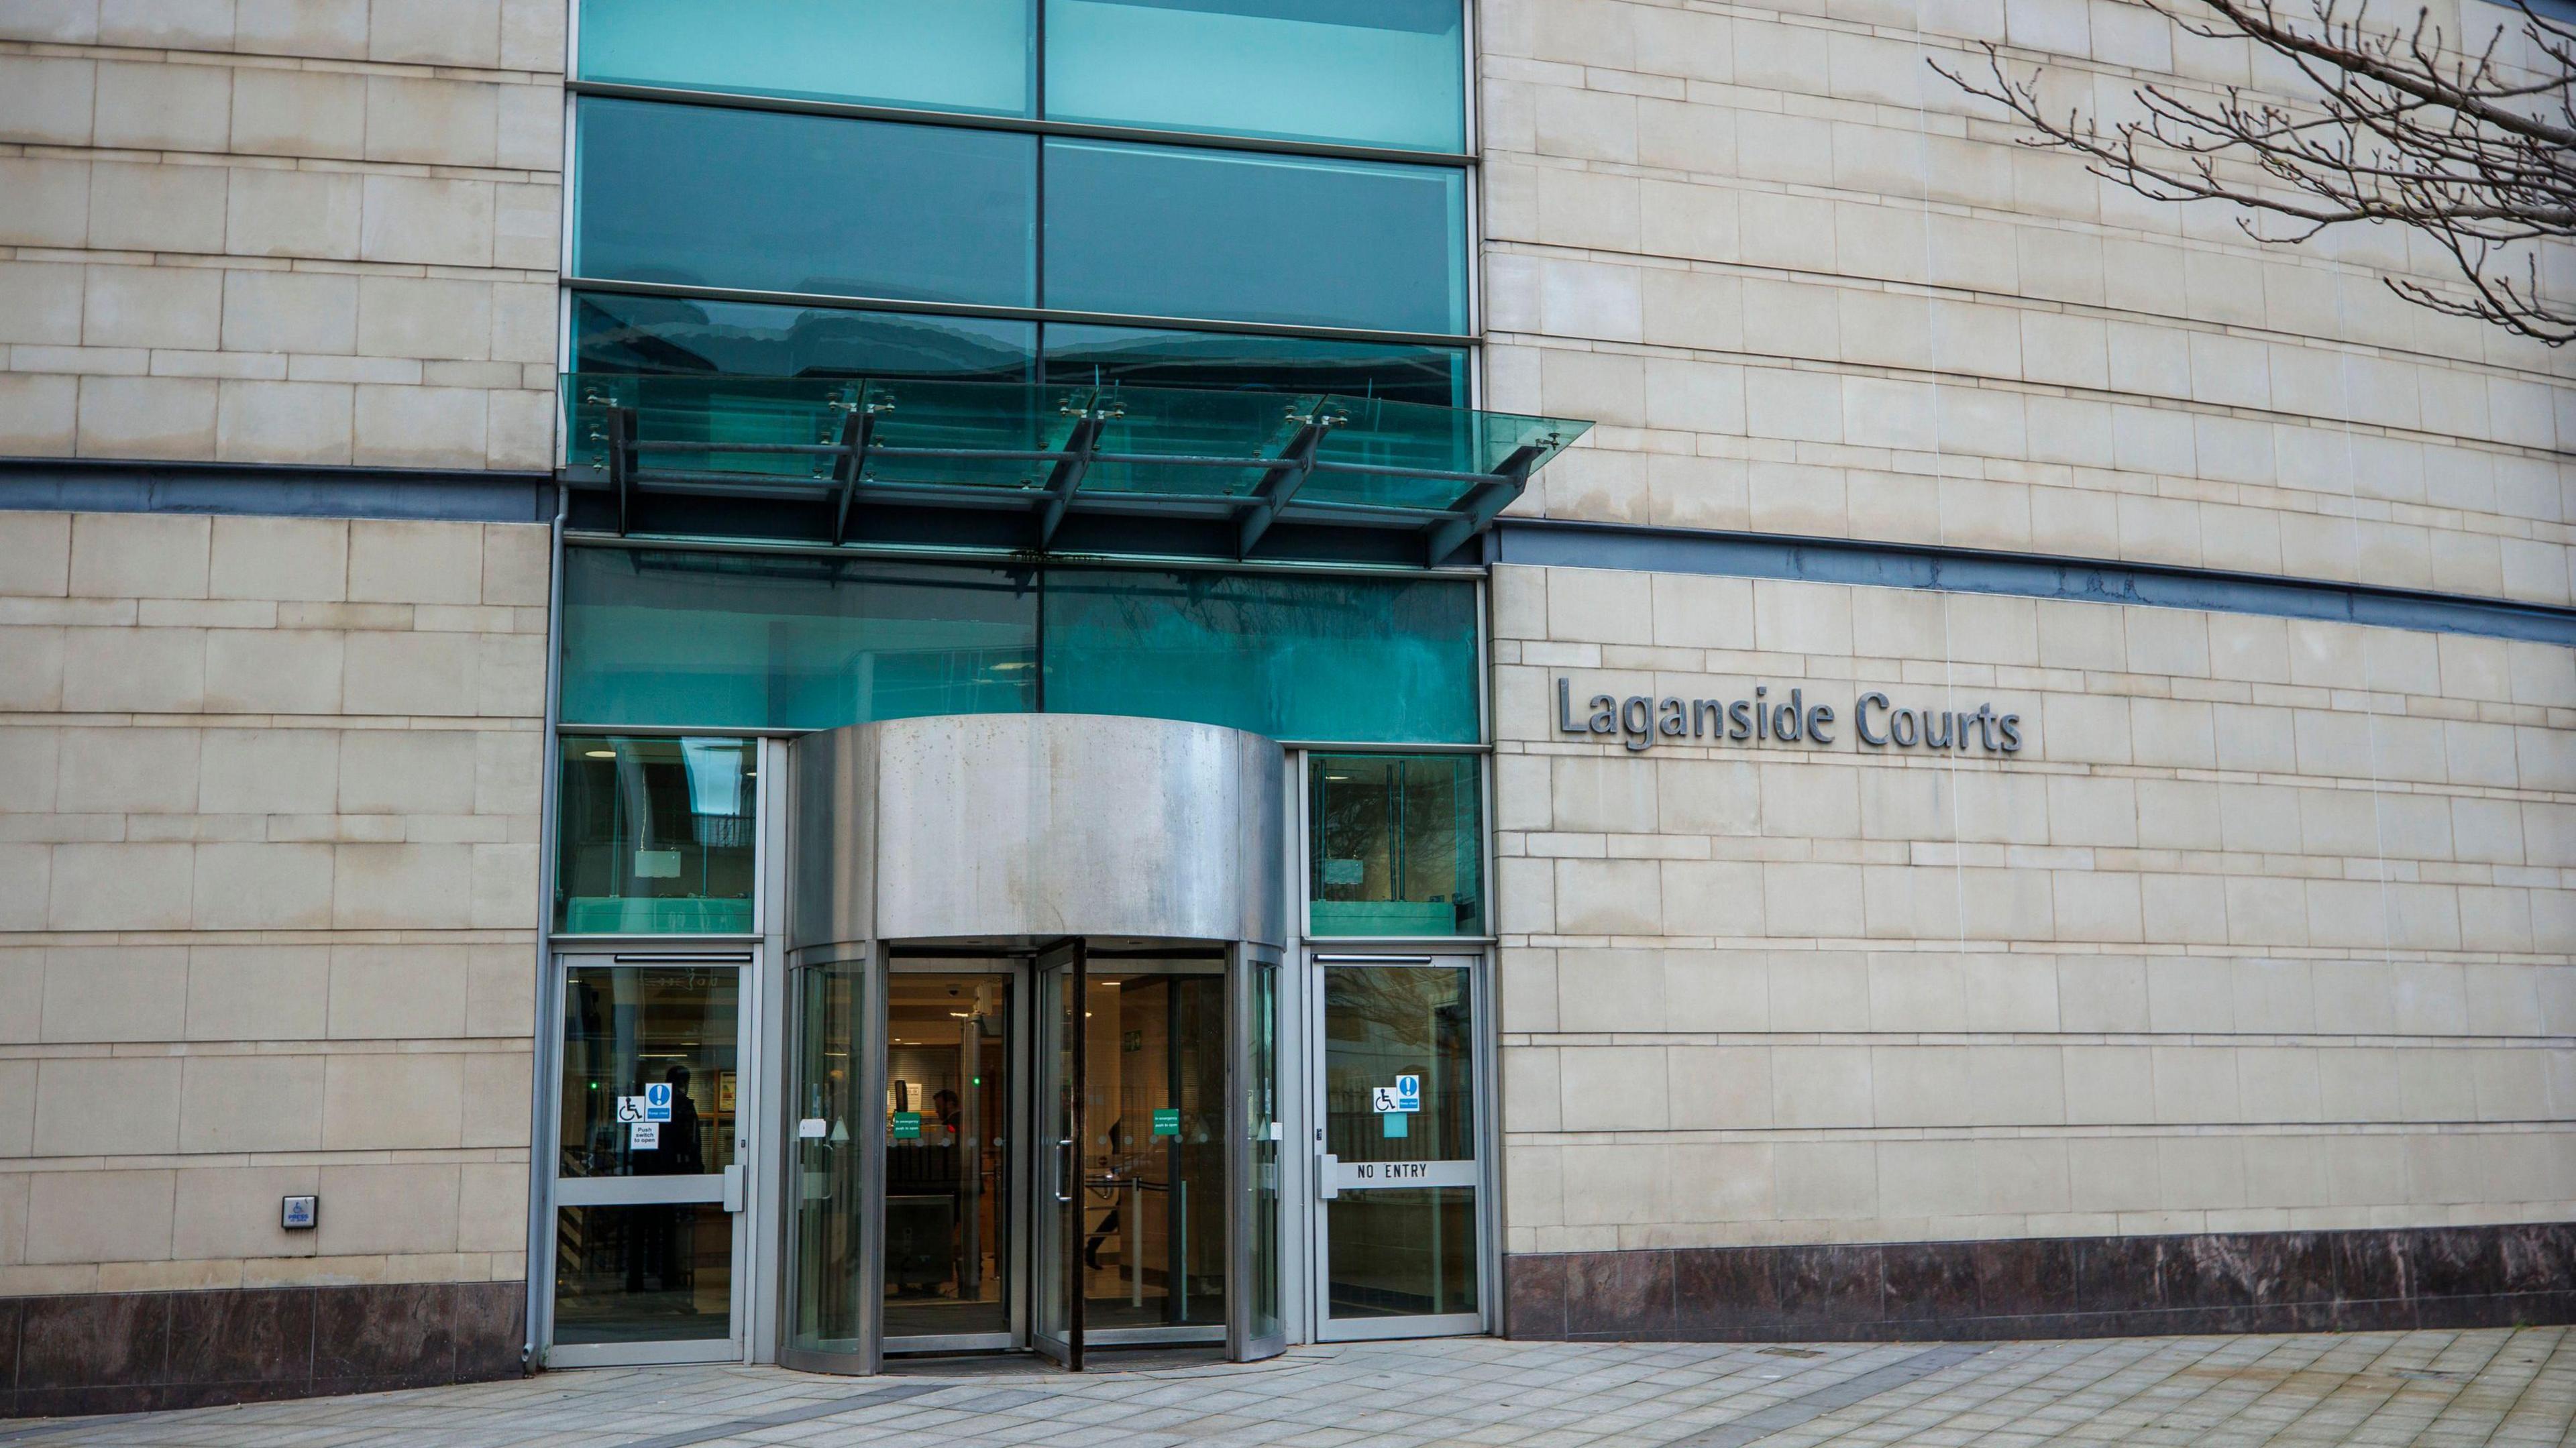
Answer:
[788,713,1285,949]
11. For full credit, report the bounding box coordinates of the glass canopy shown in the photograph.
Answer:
[559,373,1589,565]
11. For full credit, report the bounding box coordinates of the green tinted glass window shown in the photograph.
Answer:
[1042,324,1464,408]
[1040,569,1478,743]
[578,0,1034,115]
[1043,140,1466,334]
[572,292,1035,382]
[1309,755,1482,936]
[574,99,1036,306]
[556,736,757,934]
[1044,0,1463,152]
[561,549,1036,730]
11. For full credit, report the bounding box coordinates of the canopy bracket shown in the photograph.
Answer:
[1424,441,1548,566]
[602,404,639,537]
[1234,418,1334,559]
[828,406,876,547]
[1037,414,1107,549]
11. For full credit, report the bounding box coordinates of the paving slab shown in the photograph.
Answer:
[1,1329,2569,1447]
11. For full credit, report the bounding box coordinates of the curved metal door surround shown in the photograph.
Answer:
[789,713,1287,953]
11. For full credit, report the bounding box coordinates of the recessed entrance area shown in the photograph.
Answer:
[782,714,1287,1372]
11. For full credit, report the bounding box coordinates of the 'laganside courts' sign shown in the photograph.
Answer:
[1556,678,2025,755]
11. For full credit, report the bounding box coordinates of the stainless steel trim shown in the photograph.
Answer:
[554,1175,728,1207]
[562,276,1480,349]
[567,80,1479,168]
[1310,954,1438,964]
[611,952,754,964]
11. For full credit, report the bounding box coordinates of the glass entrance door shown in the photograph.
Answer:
[547,953,751,1365]
[1313,956,1483,1340]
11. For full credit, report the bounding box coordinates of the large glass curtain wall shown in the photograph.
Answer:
[576,0,1466,152]
[567,2,1472,406]
[558,549,1480,743]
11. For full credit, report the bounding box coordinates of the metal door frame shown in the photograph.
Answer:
[1030,938,1086,1369]
[540,946,760,1368]
[1306,950,1489,1343]
[1228,941,1289,1361]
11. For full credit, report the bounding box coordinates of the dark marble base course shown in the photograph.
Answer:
[1,1281,525,1418]
[1507,1223,2576,1343]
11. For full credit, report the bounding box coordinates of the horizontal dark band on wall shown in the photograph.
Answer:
[1493,518,2576,647]
[0,457,557,526]
[1505,1221,2575,1344]
[0,1279,522,1419]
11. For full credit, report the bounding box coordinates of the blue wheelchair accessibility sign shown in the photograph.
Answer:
[644,1082,675,1123]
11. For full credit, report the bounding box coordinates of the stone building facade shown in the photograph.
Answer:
[0,0,2567,1417]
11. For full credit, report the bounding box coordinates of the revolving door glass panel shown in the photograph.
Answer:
[883,969,1016,1344]
[1077,955,1228,1339]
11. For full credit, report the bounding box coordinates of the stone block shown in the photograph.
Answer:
[209,515,347,602]
[34,1055,182,1156]
[178,1054,326,1153]
[23,1169,174,1267]
[68,513,211,601]
[331,841,474,928]
[366,75,498,167]
[192,841,335,930]
[186,944,329,1041]
[39,945,187,1044]
[0,373,79,457]
[347,518,486,605]
[0,156,91,247]
[93,58,232,152]
[326,944,469,1039]
[321,1053,466,1150]
[220,268,358,355]
[88,160,229,255]
[203,628,343,714]
[56,725,199,814]
[358,176,492,268]
[370,0,502,66]
[352,384,490,468]
[229,64,368,158]
[171,1163,323,1262]
[341,630,473,716]
[74,374,219,461]
[225,166,363,258]
[215,378,354,465]
[235,0,371,58]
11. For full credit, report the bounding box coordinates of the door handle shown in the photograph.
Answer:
[722,1164,743,1213]
[1055,1137,1075,1203]
[1317,1152,1338,1201]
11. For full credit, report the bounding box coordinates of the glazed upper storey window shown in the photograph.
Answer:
[576,0,1466,152]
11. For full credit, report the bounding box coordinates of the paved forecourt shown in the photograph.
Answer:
[3,1327,2569,1447]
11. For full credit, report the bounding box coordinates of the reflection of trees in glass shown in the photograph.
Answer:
[1309,755,1477,930]
[1324,967,1470,1160]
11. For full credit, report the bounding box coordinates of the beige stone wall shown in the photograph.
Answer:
[1494,561,2576,1253]
[1481,0,2576,606]
[0,0,565,471]
[0,510,547,1296]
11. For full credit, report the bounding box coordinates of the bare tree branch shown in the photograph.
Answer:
[1933,0,2576,343]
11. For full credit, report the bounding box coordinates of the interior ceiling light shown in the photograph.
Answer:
[584,749,617,758]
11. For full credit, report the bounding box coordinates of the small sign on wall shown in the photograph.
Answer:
[629,1121,660,1150]
[280,1195,317,1230]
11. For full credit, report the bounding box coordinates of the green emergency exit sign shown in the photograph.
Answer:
[1152,1108,1180,1137]
[892,1111,921,1139]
